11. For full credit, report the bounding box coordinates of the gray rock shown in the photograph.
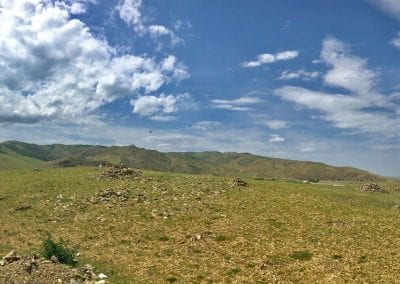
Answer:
[50,255,59,263]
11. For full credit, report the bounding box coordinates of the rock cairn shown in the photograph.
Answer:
[359,183,387,193]
[230,178,248,187]
[97,164,142,180]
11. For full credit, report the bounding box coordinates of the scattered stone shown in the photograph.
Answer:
[191,234,202,241]
[79,264,97,281]
[359,183,387,193]
[230,178,248,187]
[1,251,109,283]
[97,164,142,180]
[24,256,40,274]
[98,273,108,279]
[88,187,147,206]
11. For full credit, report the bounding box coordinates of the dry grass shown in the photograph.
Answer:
[1,167,400,283]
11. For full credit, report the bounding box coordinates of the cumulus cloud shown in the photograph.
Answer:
[241,50,298,68]
[131,93,193,121]
[278,69,320,81]
[369,0,400,20]
[273,37,400,136]
[269,134,285,143]
[211,96,262,111]
[391,32,400,49]
[116,0,182,45]
[0,0,188,124]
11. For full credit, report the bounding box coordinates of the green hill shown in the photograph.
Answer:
[0,140,384,181]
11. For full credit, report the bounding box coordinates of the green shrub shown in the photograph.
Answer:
[41,238,76,265]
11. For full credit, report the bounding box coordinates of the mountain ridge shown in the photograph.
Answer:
[0,140,384,181]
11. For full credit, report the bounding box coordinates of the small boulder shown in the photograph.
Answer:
[50,255,59,263]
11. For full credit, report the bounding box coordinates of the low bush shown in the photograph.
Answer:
[41,238,76,265]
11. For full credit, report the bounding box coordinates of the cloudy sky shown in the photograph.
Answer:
[0,0,399,176]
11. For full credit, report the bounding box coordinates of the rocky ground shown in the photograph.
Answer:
[360,183,387,193]
[0,251,107,284]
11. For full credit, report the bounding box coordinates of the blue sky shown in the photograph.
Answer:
[0,0,399,176]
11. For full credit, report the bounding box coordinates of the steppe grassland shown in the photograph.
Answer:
[1,167,400,283]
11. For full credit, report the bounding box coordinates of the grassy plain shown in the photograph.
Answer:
[1,167,400,283]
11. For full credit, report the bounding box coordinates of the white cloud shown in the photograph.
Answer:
[148,25,182,46]
[52,0,96,15]
[264,120,289,129]
[273,37,400,136]
[131,93,194,120]
[370,0,400,20]
[275,86,399,135]
[278,69,320,81]
[251,114,289,129]
[269,134,285,143]
[321,37,377,97]
[149,115,176,122]
[191,121,221,131]
[0,0,188,124]
[241,50,298,68]
[116,0,182,45]
[116,0,143,31]
[391,32,400,49]
[173,19,191,31]
[69,2,87,14]
[132,94,177,116]
[211,96,262,111]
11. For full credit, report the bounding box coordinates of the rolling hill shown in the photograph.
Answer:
[0,140,384,181]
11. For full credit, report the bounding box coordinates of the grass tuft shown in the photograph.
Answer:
[290,250,313,261]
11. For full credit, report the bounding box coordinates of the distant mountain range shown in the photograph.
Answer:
[0,141,384,181]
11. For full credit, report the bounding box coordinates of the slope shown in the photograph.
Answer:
[0,141,384,181]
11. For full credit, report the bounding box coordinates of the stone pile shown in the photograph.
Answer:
[230,178,248,187]
[97,164,142,180]
[0,251,108,283]
[359,183,387,193]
